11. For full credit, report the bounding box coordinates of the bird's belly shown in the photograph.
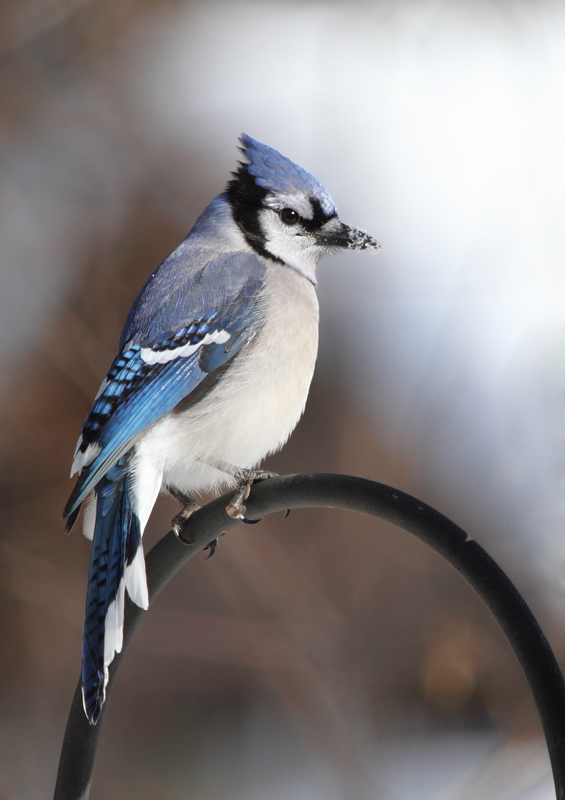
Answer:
[137,267,319,497]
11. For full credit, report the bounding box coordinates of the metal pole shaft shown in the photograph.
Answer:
[54,474,565,800]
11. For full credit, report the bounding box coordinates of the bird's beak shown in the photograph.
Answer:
[316,220,381,251]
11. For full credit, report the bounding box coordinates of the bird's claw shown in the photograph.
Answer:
[225,470,277,523]
[203,538,218,560]
[203,531,227,559]
[225,482,252,520]
[170,495,201,545]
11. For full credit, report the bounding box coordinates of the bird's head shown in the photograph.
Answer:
[226,134,380,283]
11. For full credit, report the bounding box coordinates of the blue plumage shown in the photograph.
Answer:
[65,252,265,725]
[65,133,379,724]
[82,456,140,723]
[239,134,336,216]
[65,256,265,519]
[120,246,265,347]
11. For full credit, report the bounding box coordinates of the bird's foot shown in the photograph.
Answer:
[168,489,201,545]
[203,535,224,560]
[225,470,278,523]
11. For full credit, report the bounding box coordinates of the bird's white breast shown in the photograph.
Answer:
[133,263,319,498]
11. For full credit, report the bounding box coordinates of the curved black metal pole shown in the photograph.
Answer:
[54,474,565,800]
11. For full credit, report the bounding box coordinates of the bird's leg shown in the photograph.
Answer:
[167,488,201,544]
[225,469,278,523]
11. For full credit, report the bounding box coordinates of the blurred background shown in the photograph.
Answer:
[0,0,563,797]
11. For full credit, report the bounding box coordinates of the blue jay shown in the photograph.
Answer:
[63,134,380,724]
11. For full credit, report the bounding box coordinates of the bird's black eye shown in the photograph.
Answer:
[280,208,299,226]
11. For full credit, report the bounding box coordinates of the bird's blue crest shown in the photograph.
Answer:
[238,134,336,216]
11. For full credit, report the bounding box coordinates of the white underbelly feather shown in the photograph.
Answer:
[133,266,319,497]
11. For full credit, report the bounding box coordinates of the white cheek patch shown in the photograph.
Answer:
[140,330,230,365]
[258,211,319,283]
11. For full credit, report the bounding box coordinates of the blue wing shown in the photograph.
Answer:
[63,251,265,524]
[66,230,266,723]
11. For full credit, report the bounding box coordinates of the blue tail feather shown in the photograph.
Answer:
[81,455,142,725]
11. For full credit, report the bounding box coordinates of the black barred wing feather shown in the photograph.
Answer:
[64,287,262,524]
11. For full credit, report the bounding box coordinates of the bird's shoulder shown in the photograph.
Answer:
[120,195,267,347]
